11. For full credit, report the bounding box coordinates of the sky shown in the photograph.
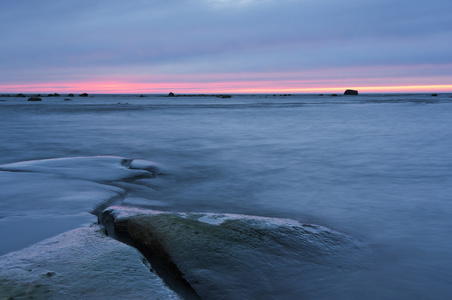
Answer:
[1,0,452,94]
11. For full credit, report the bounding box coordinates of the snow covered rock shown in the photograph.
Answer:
[0,224,182,299]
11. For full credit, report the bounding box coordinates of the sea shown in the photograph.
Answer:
[1,93,451,299]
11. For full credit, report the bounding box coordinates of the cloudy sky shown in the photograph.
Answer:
[1,0,451,93]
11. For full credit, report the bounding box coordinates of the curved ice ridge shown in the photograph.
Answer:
[0,156,162,217]
[0,156,161,183]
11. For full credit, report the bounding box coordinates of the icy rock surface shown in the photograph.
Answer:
[0,224,182,299]
[102,206,370,299]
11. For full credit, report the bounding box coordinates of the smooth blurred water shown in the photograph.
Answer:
[1,93,452,298]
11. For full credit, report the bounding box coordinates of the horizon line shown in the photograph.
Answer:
[1,83,452,94]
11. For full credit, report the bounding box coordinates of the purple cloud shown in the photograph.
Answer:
[1,0,451,88]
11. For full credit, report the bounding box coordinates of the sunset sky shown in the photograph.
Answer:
[1,0,452,94]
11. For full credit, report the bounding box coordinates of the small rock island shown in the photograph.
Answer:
[344,89,359,95]
[28,96,42,101]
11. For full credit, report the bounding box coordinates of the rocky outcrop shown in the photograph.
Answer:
[79,93,88,97]
[0,156,371,299]
[28,96,42,101]
[168,92,175,97]
[68,93,74,97]
[344,89,359,95]
[0,225,182,299]
[101,207,370,299]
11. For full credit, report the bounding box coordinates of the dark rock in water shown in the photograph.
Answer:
[28,96,42,101]
[16,93,26,98]
[46,93,60,97]
[344,89,359,95]
[221,95,232,98]
[64,98,72,101]
[431,93,438,97]
[168,92,175,97]
[331,94,338,97]
[68,93,74,97]
[102,207,370,299]
[79,93,88,97]
[319,94,324,96]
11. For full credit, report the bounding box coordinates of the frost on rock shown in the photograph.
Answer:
[0,225,182,299]
[102,206,371,299]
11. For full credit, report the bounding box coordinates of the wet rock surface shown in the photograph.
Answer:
[102,207,370,299]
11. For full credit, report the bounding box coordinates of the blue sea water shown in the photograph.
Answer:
[1,93,452,298]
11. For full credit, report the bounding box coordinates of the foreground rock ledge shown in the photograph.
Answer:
[102,206,370,299]
[0,225,182,300]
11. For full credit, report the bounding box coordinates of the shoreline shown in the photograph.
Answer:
[0,156,370,299]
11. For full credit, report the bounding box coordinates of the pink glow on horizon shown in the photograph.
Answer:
[2,64,451,94]
[235,84,452,93]
[1,80,452,94]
